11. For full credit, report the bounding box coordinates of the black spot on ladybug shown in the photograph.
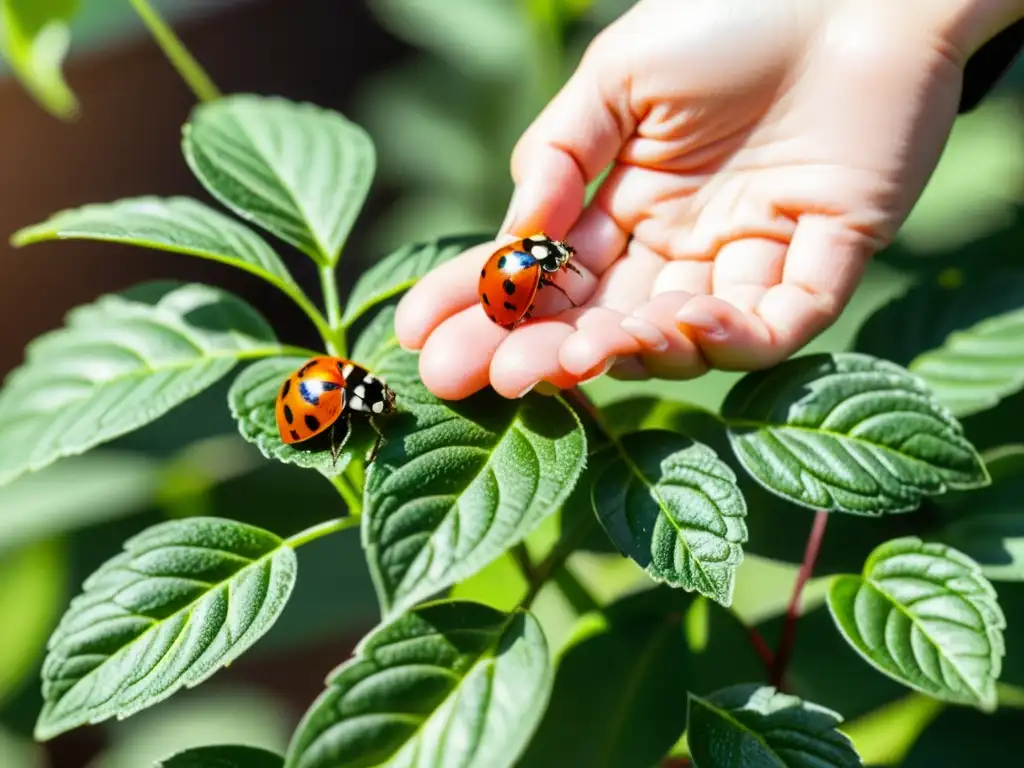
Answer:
[290,429,300,441]
[503,280,516,295]
[305,414,320,431]
[283,404,294,424]
[480,268,486,277]
[482,293,490,305]
[529,304,535,312]
[281,379,291,397]
[486,312,496,322]
[497,255,507,269]
[504,301,516,311]
[298,361,316,378]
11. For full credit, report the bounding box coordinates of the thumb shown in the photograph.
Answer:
[501,39,630,239]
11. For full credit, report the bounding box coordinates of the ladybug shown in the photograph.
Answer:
[274,356,397,465]
[478,233,581,329]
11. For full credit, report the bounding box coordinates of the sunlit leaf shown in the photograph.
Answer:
[722,353,989,515]
[35,518,298,740]
[0,281,281,488]
[158,744,284,767]
[363,347,586,617]
[827,537,1005,710]
[12,196,300,295]
[593,430,747,607]
[0,0,79,119]
[284,601,551,768]
[183,94,375,265]
[351,304,399,370]
[687,684,862,767]
[341,234,490,327]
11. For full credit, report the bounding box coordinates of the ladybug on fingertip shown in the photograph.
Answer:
[478,233,582,329]
[274,356,397,466]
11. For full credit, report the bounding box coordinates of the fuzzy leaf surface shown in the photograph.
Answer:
[363,348,586,616]
[0,281,280,487]
[593,430,747,606]
[827,537,1006,710]
[284,601,551,768]
[35,517,298,739]
[183,94,375,264]
[722,352,988,515]
[687,684,862,768]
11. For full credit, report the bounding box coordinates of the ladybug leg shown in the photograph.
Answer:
[564,261,583,277]
[330,414,353,467]
[539,277,580,308]
[367,416,387,464]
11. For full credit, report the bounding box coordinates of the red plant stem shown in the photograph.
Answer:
[661,759,691,767]
[770,510,829,689]
[747,625,775,671]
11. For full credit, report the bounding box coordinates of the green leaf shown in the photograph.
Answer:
[0,0,79,119]
[826,536,1006,710]
[35,517,298,740]
[686,684,862,768]
[11,196,299,294]
[0,281,281,488]
[520,587,691,768]
[363,347,587,617]
[593,430,747,607]
[341,233,490,327]
[901,706,1024,767]
[351,304,399,369]
[183,94,375,265]
[228,357,358,479]
[284,601,551,768]
[935,445,1024,581]
[856,269,1024,418]
[158,745,284,767]
[722,352,989,515]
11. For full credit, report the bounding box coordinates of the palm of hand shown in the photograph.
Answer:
[395,0,962,400]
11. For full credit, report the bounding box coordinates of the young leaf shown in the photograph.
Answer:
[0,281,281,488]
[855,269,1024,417]
[519,587,693,768]
[228,357,355,478]
[362,348,587,616]
[340,233,490,327]
[0,0,80,119]
[284,600,551,768]
[827,537,1006,710]
[35,517,298,740]
[593,430,747,607]
[686,684,862,768]
[158,745,284,767]
[351,304,399,369]
[11,196,300,294]
[183,95,375,265]
[722,352,989,515]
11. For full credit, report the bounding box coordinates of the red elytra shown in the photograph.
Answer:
[478,234,581,329]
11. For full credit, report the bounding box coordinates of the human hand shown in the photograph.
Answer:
[395,0,991,400]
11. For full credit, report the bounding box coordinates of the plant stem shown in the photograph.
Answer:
[552,565,601,615]
[285,515,360,549]
[318,265,346,357]
[511,543,535,582]
[329,472,362,515]
[128,0,221,103]
[743,621,776,672]
[285,286,341,355]
[770,510,829,688]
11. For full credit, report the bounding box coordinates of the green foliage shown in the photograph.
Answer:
[362,346,587,616]
[722,353,989,515]
[34,518,297,739]
[593,430,747,607]
[827,537,1005,711]
[0,23,1019,762]
[283,601,551,768]
[0,281,282,487]
[0,0,79,119]
[183,94,375,267]
[158,745,285,767]
[686,685,862,767]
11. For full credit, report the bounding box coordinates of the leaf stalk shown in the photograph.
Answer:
[285,514,360,549]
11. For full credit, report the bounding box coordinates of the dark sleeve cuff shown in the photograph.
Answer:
[959,17,1024,112]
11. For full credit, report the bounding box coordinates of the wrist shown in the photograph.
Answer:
[923,0,1024,59]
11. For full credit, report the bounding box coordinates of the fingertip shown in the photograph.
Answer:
[490,320,576,399]
[503,145,587,240]
[675,296,775,370]
[417,306,506,401]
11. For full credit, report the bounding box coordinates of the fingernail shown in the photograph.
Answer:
[499,186,521,234]
[578,357,616,385]
[515,380,537,398]
[620,317,669,352]
[676,309,726,341]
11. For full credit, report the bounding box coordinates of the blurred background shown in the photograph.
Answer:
[0,1,1022,766]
